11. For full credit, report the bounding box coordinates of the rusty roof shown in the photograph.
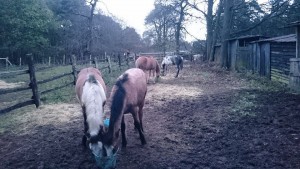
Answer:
[256,34,296,43]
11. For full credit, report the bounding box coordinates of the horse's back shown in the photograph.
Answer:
[136,56,158,71]
[135,56,148,69]
[75,67,106,102]
[113,68,147,106]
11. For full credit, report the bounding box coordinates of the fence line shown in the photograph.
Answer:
[0,54,132,114]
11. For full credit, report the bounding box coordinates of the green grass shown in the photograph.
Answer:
[1,62,132,104]
[230,71,290,118]
[0,62,132,134]
[232,92,258,117]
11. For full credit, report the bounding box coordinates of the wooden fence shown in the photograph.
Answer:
[0,54,131,114]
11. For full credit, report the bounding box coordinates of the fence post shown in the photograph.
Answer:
[48,57,51,66]
[28,54,40,108]
[63,55,65,65]
[126,53,129,67]
[89,55,92,66]
[71,55,77,85]
[118,53,121,70]
[105,52,111,73]
[19,57,22,67]
[94,57,98,69]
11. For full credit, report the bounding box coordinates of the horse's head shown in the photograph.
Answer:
[87,121,118,169]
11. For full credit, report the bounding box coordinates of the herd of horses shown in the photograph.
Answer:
[75,55,184,169]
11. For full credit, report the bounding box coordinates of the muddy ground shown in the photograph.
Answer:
[0,63,300,169]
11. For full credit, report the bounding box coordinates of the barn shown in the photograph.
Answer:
[213,35,267,70]
[250,34,296,84]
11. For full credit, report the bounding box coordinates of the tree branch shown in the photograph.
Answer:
[231,0,290,36]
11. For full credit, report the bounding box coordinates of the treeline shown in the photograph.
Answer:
[144,0,300,62]
[0,0,146,65]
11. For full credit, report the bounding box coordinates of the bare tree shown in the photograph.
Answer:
[87,0,99,58]
[220,0,233,68]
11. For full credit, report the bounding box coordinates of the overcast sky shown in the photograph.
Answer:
[99,0,268,42]
[99,0,205,42]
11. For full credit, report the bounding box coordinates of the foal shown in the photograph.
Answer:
[135,56,160,83]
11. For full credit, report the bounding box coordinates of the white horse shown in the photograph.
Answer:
[161,55,183,78]
[192,54,203,63]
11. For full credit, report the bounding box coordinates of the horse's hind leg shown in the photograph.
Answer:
[132,107,146,145]
[82,106,88,148]
[138,106,144,132]
[121,115,127,147]
[175,66,180,78]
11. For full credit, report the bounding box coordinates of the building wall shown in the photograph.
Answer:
[270,42,296,84]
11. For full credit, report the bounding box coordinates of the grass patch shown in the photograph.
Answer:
[231,92,258,117]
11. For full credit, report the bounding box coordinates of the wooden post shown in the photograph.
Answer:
[71,55,77,85]
[118,53,121,70]
[63,55,66,65]
[89,55,92,66]
[94,57,98,69]
[106,52,111,73]
[6,57,8,69]
[289,58,300,92]
[126,53,129,67]
[296,25,300,58]
[48,57,51,66]
[28,54,40,108]
[19,57,22,67]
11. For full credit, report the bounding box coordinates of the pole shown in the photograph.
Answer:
[28,54,40,108]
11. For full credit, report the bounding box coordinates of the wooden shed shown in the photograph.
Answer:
[227,35,267,71]
[251,34,296,84]
[213,35,267,70]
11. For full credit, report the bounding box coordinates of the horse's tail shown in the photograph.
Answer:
[87,74,98,84]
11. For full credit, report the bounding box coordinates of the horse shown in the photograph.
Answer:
[99,68,148,169]
[192,54,203,63]
[161,55,183,78]
[75,67,107,160]
[135,56,160,83]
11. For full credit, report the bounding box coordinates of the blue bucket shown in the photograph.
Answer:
[93,151,117,169]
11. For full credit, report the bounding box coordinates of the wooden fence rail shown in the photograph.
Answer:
[0,54,132,114]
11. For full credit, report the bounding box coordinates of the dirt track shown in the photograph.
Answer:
[0,63,300,169]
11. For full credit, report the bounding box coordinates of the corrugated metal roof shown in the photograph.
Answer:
[257,34,296,43]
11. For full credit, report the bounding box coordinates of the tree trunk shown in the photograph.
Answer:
[220,0,233,68]
[175,0,187,55]
[163,18,167,57]
[206,0,213,61]
[88,0,98,59]
[210,0,223,62]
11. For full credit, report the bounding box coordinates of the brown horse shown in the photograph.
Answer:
[99,68,148,168]
[135,56,160,83]
[75,67,107,158]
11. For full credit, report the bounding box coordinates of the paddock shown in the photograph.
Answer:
[0,62,300,169]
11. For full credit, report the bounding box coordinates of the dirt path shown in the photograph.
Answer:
[0,63,299,169]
